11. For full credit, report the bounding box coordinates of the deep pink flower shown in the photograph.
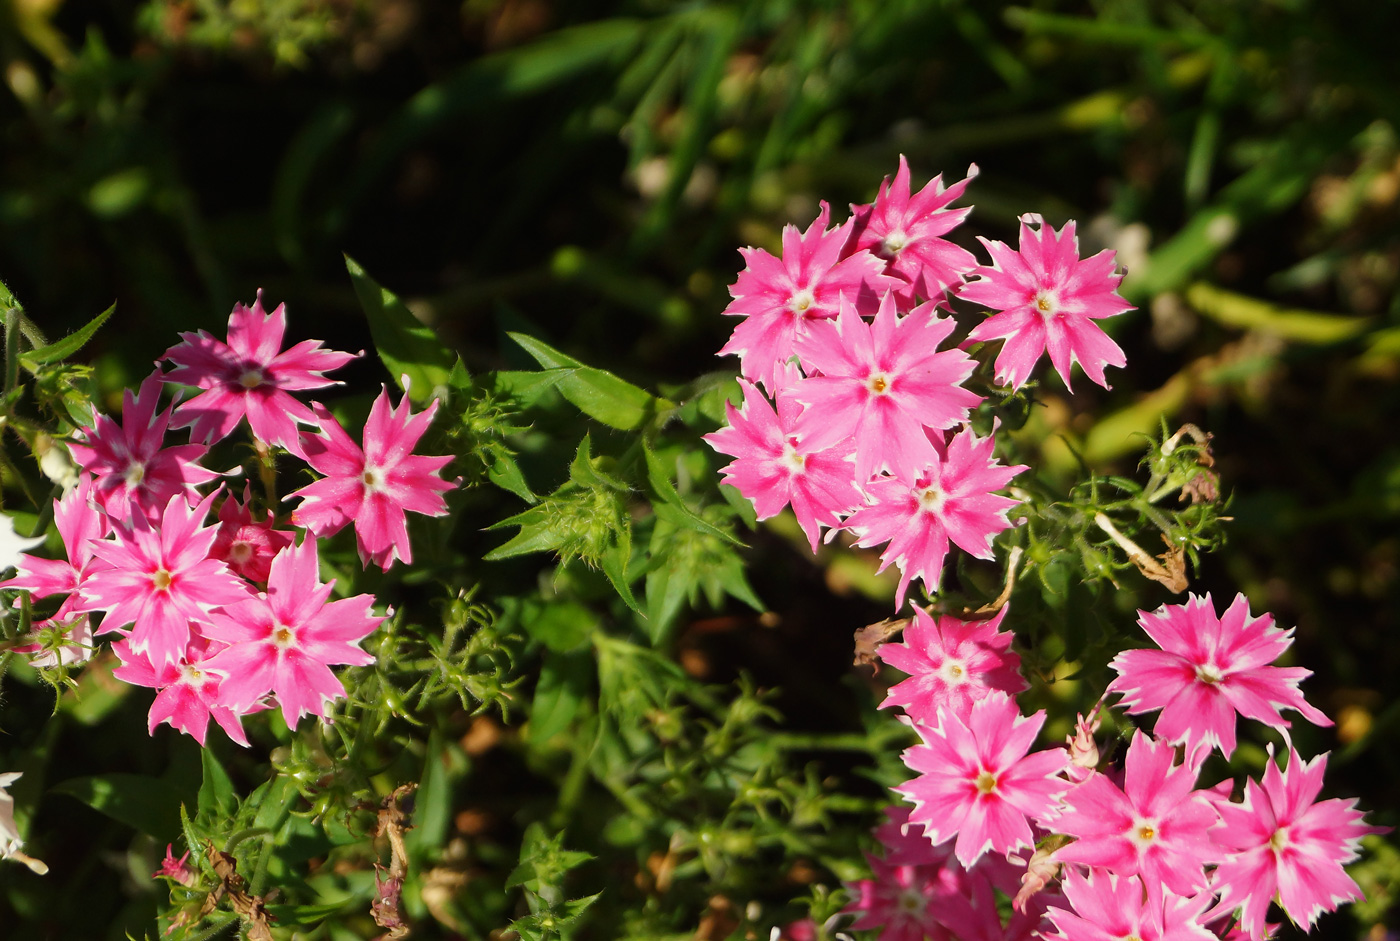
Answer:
[844,427,1027,608]
[717,202,902,393]
[1107,593,1332,760]
[201,536,382,727]
[792,293,980,483]
[80,492,250,667]
[68,373,220,522]
[1044,869,1215,941]
[851,157,979,304]
[1053,732,1221,901]
[111,635,251,746]
[0,477,107,615]
[289,389,455,570]
[161,291,357,453]
[896,692,1068,868]
[962,216,1132,390]
[152,844,195,885]
[843,851,953,941]
[211,485,295,583]
[703,380,861,552]
[1212,747,1385,939]
[879,605,1027,724]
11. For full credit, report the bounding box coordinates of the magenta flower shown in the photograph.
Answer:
[844,427,1027,608]
[896,692,1068,868]
[792,293,980,483]
[1212,747,1385,939]
[80,492,250,667]
[0,477,107,616]
[289,389,455,570]
[201,536,382,727]
[851,157,979,304]
[879,605,1027,725]
[161,291,357,454]
[152,844,195,885]
[1053,731,1221,901]
[962,216,1132,390]
[1107,593,1332,760]
[843,852,953,941]
[111,635,252,747]
[1044,868,1215,941]
[211,485,295,583]
[68,372,220,522]
[717,202,902,392]
[703,380,861,552]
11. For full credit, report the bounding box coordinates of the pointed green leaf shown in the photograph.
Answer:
[528,651,591,746]
[197,749,235,820]
[508,332,673,430]
[643,444,742,546]
[485,447,538,503]
[346,255,460,404]
[53,773,183,841]
[600,523,641,614]
[19,304,113,368]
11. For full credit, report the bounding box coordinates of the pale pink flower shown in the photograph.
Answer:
[1065,709,1103,783]
[851,158,979,304]
[201,536,381,727]
[844,427,1027,608]
[962,216,1132,390]
[289,389,455,570]
[896,692,1068,868]
[703,380,861,552]
[717,202,902,393]
[211,485,295,583]
[879,605,1027,724]
[1107,593,1331,760]
[0,477,107,616]
[1211,747,1386,939]
[80,492,249,667]
[68,373,221,522]
[14,613,93,668]
[111,635,252,747]
[161,291,357,454]
[1044,869,1215,941]
[1053,731,1221,901]
[792,293,980,483]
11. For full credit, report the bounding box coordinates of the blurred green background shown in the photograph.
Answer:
[1,0,1398,937]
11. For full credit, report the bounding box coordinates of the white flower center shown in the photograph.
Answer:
[272,623,297,649]
[125,461,146,487]
[1033,290,1060,317]
[940,658,969,685]
[1269,827,1291,853]
[362,466,383,492]
[1129,817,1160,849]
[1195,662,1225,685]
[916,484,947,515]
[974,770,999,795]
[779,442,806,474]
[882,228,911,255]
[897,887,924,915]
[228,541,255,564]
[867,372,892,395]
[238,368,264,390]
[179,663,208,687]
[788,287,816,315]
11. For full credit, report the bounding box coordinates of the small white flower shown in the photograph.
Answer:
[0,772,47,875]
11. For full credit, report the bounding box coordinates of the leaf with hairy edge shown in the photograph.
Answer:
[20,304,113,368]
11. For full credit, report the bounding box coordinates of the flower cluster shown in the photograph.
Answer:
[706,158,1133,610]
[1,294,455,746]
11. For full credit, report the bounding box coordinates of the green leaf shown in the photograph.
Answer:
[517,599,598,654]
[53,774,183,842]
[483,505,564,561]
[568,434,628,491]
[406,731,453,858]
[19,304,113,368]
[196,749,235,820]
[346,255,460,404]
[485,446,538,503]
[263,902,352,927]
[600,521,641,614]
[508,332,673,430]
[643,444,742,546]
[529,651,591,746]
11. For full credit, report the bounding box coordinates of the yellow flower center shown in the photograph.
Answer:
[238,368,264,390]
[868,373,891,395]
[125,462,146,486]
[151,569,173,591]
[975,771,998,795]
[788,288,816,314]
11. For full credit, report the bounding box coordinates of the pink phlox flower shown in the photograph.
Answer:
[844,426,1027,609]
[80,491,250,667]
[879,604,1027,725]
[717,201,903,393]
[874,803,957,868]
[1107,593,1331,760]
[111,634,252,747]
[843,851,953,941]
[703,380,861,552]
[1065,707,1104,783]
[161,290,358,454]
[896,692,1068,868]
[1044,868,1215,941]
[962,215,1132,390]
[212,484,295,583]
[201,536,382,728]
[1211,746,1386,940]
[936,863,1054,941]
[289,389,455,570]
[152,844,195,885]
[851,157,979,304]
[68,372,221,522]
[0,477,107,615]
[792,293,980,484]
[15,613,93,668]
[1053,731,1222,902]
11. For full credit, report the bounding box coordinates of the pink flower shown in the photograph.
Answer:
[851,158,979,304]
[879,605,1027,724]
[792,293,980,483]
[702,380,861,552]
[843,852,953,941]
[152,844,195,885]
[68,372,221,522]
[161,291,357,453]
[896,692,1068,868]
[81,492,250,667]
[1044,869,1215,941]
[201,536,382,727]
[962,216,1132,390]
[14,613,93,668]
[112,635,252,747]
[1211,747,1386,939]
[844,427,1027,608]
[289,389,455,570]
[211,485,295,583]
[717,202,902,393]
[0,477,107,615]
[1053,732,1221,901]
[1107,593,1331,760]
